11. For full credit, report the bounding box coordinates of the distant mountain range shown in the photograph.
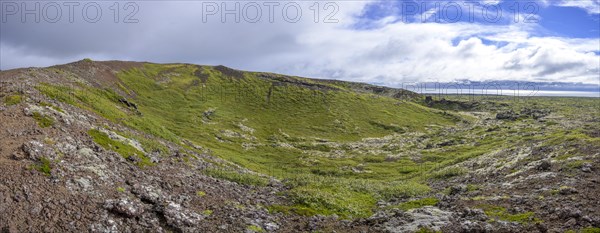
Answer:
[370,80,599,96]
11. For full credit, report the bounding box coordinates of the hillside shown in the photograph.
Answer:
[0,60,599,232]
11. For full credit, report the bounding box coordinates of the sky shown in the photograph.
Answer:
[0,0,599,85]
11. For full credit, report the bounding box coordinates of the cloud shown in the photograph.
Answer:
[555,0,600,14]
[1,0,599,84]
[536,0,600,14]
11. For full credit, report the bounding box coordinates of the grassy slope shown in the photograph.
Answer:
[34,62,600,219]
[118,64,458,217]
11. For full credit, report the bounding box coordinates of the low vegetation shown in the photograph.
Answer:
[88,129,153,167]
[202,168,269,187]
[477,204,541,224]
[33,157,52,176]
[32,112,55,128]
[34,62,600,220]
[4,94,22,106]
[386,197,440,211]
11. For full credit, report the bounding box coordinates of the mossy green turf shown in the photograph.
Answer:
[87,129,153,167]
[4,95,22,106]
[476,204,541,224]
[30,157,52,176]
[35,63,600,218]
[32,112,55,128]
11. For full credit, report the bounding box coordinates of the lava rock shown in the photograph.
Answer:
[581,163,593,173]
[162,202,203,229]
[537,160,552,171]
[103,198,144,218]
[496,110,519,121]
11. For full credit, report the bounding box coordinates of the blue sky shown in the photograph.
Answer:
[1,0,599,84]
[357,0,599,38]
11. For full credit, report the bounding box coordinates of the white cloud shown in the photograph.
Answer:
[555,0,600,14]
[1,1,599,84]
[537,0,600,14]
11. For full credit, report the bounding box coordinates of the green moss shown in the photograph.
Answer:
[202,168,269,186]
[116,187,126,193]
[280,175,429,218]
[431,167,467,179]
[4,95,22,106]
[466,184,480,192]
[88,129,152,167]
[582,227,600,233]
[377,182,431,200]
[477,204,541,224]
[34,157,52,176]
[387,197,440,211]
[32,112,55,128]
[415,228,441,233]
[202,210,213,216]
[565,160,591,169]
[268,204,310,216]
[39,101,64,113]
[363,156,386,163]
[296,143,332,152]
[246,225,264,233]
[196,191,206,197]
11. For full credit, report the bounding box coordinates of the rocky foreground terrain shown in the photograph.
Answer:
[0,60,599,232]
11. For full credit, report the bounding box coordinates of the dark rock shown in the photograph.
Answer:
[557,207,582,219]
[536,223,548,233]
[461,208,488,221]
[425,96,433,103]
[496,110,519,120]
[450,185,467,195]
[537,160,552,171]
[521,108,550,119]
[559,187,578,195]
[118,98,137,110]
